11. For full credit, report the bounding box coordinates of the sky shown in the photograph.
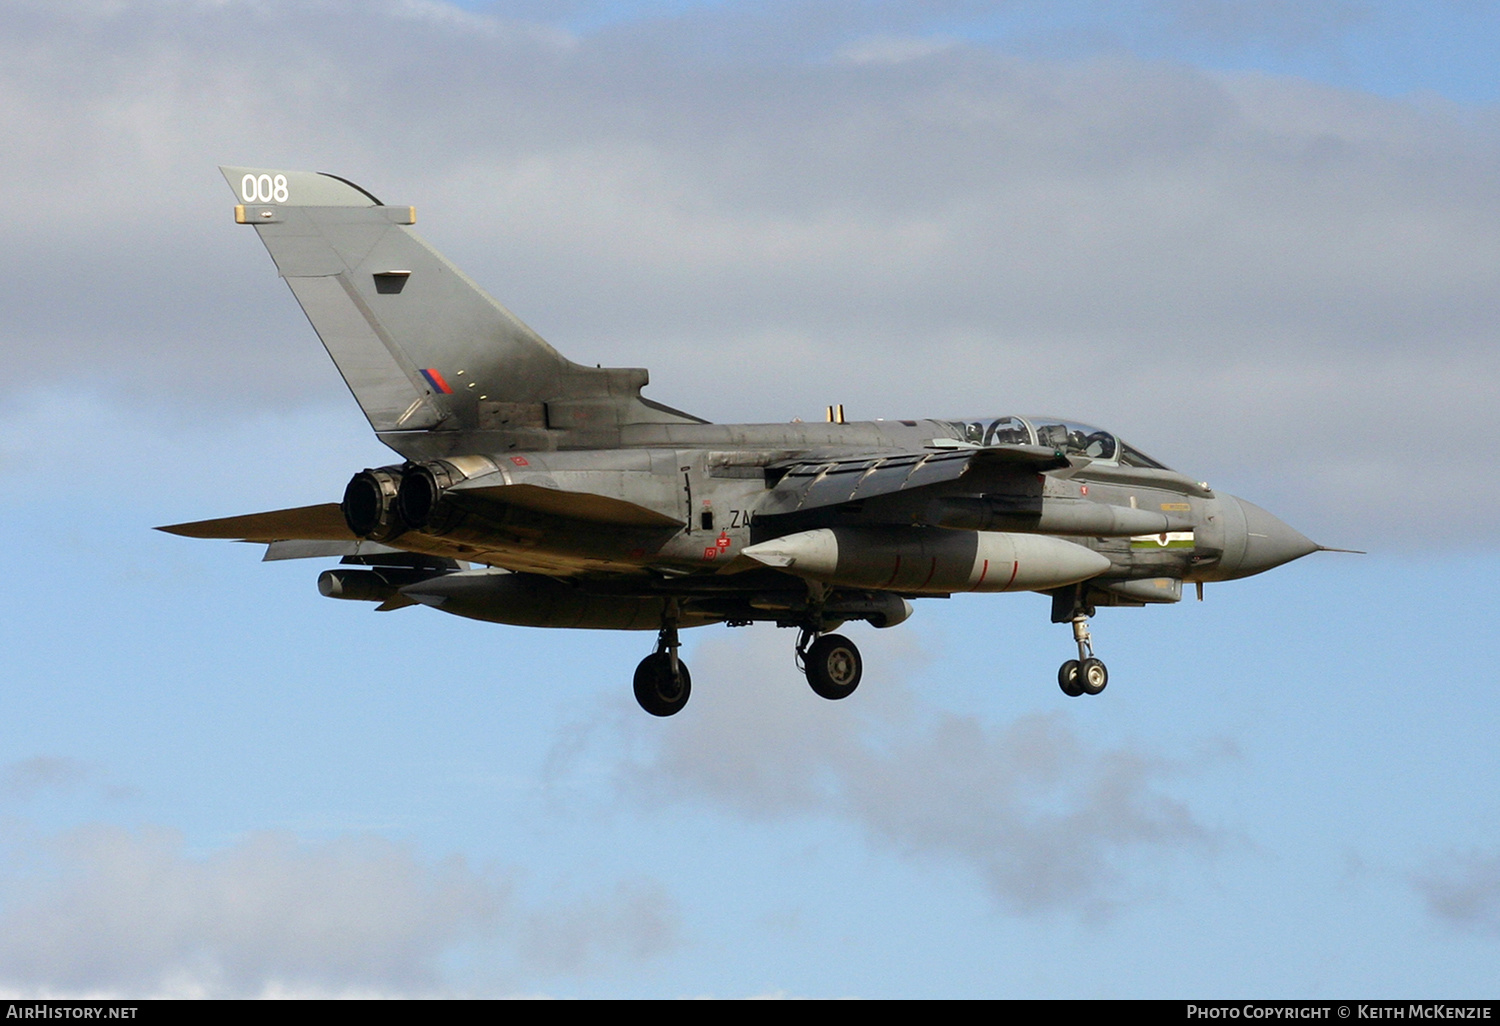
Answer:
[1,0,1497,999]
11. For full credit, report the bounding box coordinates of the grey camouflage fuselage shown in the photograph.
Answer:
[164,168,1330,713]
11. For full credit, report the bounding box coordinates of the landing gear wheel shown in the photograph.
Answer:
[1079,657,1108,696]
[633,652,692,717]
[804,634,862,700]
[1058,659,1084,697]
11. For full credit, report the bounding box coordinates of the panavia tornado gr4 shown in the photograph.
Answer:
[162,166,1341,717]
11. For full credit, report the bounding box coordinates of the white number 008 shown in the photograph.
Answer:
[241,173,289,204]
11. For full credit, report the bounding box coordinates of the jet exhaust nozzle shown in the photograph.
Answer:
[395,458,494,534]
[396,464,443,528]
[341,466,408,541]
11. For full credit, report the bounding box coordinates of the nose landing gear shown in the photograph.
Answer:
[1052,587,1108,698]
[1057,615,1107,697]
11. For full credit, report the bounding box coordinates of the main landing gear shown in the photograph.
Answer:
[631,612,867,717]
[634,617,691,717]
[796,629,863,701]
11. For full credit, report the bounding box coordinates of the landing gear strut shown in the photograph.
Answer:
[1057,616,1107,697]
[634,612,691,717]
[796,628,863,700]
[1052,588,1107,698]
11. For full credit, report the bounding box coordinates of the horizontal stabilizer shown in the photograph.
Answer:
[157,503,352,542]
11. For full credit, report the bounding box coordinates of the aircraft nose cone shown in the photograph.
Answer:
[1231,496,1319,577]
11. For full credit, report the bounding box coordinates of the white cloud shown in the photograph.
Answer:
[600,630,1214,917]
[0,826,500,996]
[520,879,680,975]
[834,34,961,65]
[1,0,1494,545]
[1158,0,1372,50]
[0,825,679,997]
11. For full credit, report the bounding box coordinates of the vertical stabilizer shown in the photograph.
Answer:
[221,167,700,457]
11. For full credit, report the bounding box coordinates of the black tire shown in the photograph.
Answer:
[633,652,692,716]
[1079,657,1108,696]
[805,634,862,700]
[1058,659,1083,697]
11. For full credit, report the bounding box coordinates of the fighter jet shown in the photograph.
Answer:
[162,167,1338,716]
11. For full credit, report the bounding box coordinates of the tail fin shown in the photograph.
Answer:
[221,166,702,457]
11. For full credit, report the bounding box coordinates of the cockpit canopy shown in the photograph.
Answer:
[943,415,1170,469]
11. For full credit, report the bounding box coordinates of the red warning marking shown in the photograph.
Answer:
[510,456,530,466]
[882,555,903,588]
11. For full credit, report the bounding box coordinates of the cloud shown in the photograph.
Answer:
[2,0,1495,544]
[1,757,91,801]
[603,630,1214,917]
[0,825,678,997]
[1413,850,1500,936]
[833,34,962,65]
[520,879,680,976]
[0,826,500,996]
[1158,0,1373,50]
[0,757,135,805]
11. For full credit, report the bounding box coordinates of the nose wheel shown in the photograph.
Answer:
[1058,659,1083,697]
[1058,615,1107,697]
